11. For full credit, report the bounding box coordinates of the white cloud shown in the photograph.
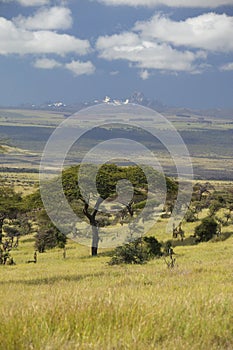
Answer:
[33,57,96,76]
[96,32,206,73]
[96,11,233,75]
[33,58,62,69]
[134,13,233,52]
[139,70,150,79]
[220,62,233,71]
[0,17,91,56]
[65,60,96,76]
[95,0,233,8]
[13,7,72,30]
[0,0,50,5]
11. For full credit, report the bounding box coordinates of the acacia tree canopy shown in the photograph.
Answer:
[0,182,23,242]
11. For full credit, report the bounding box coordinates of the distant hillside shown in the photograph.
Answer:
[0,144,37,155]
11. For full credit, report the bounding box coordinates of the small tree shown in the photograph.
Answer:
[195,217,218,242]
[109,236,162,265]
[185,209,197,222]
[143,236,162,258]
[35,210,66,252]
[209,200,222,216]
[35,226,66,253]
[0,182,22,243]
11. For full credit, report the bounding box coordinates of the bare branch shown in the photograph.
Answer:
[92,197,104,219]
[83,201,92,220]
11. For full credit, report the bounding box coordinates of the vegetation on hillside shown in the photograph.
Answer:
[39,164,178,256]
[1,166,233,260]
[0,165,233,349]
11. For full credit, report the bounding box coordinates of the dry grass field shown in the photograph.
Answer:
[0,224,232,350]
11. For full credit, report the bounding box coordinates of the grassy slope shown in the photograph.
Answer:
[0,233,232,350]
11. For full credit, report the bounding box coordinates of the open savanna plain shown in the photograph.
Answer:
[0,230,232,350]
[0,108,233,349]
[1,107,233,179]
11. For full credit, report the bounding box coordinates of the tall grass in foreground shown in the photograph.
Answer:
[0,235,232,350]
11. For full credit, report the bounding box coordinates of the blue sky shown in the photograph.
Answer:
[0,0,233,108]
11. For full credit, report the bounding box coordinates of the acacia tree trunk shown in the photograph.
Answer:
[83,197,103,256]
[83,197,133,256]
[0,216,4,244]
[91,224,99,256]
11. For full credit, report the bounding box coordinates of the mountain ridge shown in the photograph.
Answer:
[1,92,233,119]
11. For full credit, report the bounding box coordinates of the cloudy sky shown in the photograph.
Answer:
[0,0,233,108]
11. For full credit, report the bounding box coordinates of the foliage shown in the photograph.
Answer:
[44,164,178,255]
[3,214,31,239]
[209,200,223,216]
[143,236,162,257]
[195,217,218,242]
[61,164,177,207]
[109,236,162,265]
[22,190,43,211]
[35,210,66,252]
[0,180,23,242]
[0,182,22,215]
[184,209,198,222]
[35,227,66,253]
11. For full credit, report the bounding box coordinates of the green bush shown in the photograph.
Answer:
[109,236,162,265]
[195,217,218,242]
[35,226,66,252]
[185,210,197,222]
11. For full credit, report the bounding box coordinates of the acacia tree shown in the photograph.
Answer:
[61,164,143,255]
[82,197,104,256]
[34,210,67,253]
[37,164,177,257]
[81,196,134,256]
[60,164,177,256]
[0,182,22,243]
[76,164,135,256]
[193,182,215,201]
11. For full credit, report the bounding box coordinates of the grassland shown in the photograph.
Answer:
[0,108,233,349]
[0,224,232,350]
[0,171,39,195]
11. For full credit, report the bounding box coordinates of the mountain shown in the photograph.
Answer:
[87,91,167,113]
[3,92,233,119]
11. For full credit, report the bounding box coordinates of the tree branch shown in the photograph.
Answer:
[126,200,134,217]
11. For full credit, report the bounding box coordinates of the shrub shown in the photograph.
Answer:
[209,200,222,216]
[35,226,66,253]
[109,236,162,265]
[195,217,218,242]
[143,236,162,257]
[185,210,197,222]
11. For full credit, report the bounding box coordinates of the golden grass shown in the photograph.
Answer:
[0,233,232,350]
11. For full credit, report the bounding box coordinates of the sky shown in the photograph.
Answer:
[0,0,233,108]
